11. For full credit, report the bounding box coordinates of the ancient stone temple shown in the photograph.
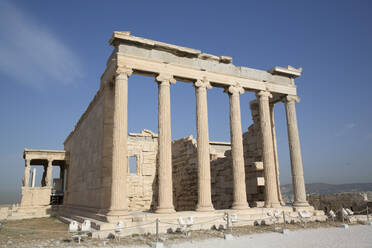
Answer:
[18,31,323,232]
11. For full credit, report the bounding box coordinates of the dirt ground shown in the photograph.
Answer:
[0,217,357,247]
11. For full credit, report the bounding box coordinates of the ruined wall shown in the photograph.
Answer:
[64,89,104,210]
[172,136,198,211]
[171,102,266,210]
[243,101,265,206]
[308,192,372,212]
[127,130,158,211]
[63,93,268,212]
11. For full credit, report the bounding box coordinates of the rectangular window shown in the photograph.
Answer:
[129,156,137,174]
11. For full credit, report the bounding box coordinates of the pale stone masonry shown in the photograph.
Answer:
[19,31,315,227]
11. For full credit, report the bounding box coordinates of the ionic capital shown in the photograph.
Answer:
[156,73,176,86]
[256,90,272,99]
[194,78,212,89]
[283,95,300,103]
[115,65,133,79]
[227,83,244,96]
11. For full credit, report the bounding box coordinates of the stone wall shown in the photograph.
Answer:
[172,136,198,211]
[243,101,265,205]
[127,130,158,211]
[20,187,51,207]
[64,89,105,210]
[171,102,267,210]
[308,192,372,213]
[62,94,270,212]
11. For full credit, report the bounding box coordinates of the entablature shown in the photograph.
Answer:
[102,31,302,96]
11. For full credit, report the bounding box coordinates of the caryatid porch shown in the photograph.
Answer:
[97,31,309,219]
[21,149,67,207]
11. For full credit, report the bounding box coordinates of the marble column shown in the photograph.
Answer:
[194,79,214,211]
[284,95,309,207]
[23,159,31,187]
[31,168,36,188]
[227,84,249,210]
[155,74,176,213]
[45,159,53,187]
[256,91,280,208]
[269,104,285,205]
[107,66,132,216]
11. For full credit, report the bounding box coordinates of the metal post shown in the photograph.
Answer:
[224,213,233,240]
[341,208,345,224]
[367,206,371,225]
[283,211,287,231]
[156,218,159,243]
[226,213,230,233]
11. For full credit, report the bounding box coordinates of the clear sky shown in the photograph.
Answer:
[0,0,371,204]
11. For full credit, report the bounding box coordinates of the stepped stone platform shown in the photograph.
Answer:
[58,206,325,238]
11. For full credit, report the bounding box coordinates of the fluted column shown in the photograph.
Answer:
[284,95,309,207]
[269,104,285,205]
[107,66,132,216]
[194,78,214,211]
[155,74,176,213]
[45,159,53,187]
[23,159,31,187]
[227,84,249,210]
[256,91,280,208]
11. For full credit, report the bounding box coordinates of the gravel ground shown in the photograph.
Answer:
[1,217,371,247]
[170,225,372,248]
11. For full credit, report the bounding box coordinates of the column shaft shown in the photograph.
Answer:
[156,74,175,213]
[45,160,53,187]
[195,79,214,211]
[107,66,132,216]
[228,85,249,210]
[284,96,309,207]
[23,159,31,187]
[31,168,36,188]
[257,91,280,208]
[269,104,285,205]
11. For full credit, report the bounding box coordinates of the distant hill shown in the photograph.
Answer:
[281,183,372,203]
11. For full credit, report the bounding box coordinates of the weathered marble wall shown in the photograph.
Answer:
[20,187,51,207]
[172,136,198,211]
[171,102,266,210]
[127,130,158,211]
[64,90,105,210]
[63,95,266,212]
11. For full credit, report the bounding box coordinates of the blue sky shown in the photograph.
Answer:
[0,0,371,204]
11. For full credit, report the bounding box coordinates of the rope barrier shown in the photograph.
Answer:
[2,207,371,238]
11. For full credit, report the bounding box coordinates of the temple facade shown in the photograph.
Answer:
[18,32,321,231]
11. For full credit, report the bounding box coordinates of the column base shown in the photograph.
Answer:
[101,209,129,222]
[196,204,215,212]
[264,202,281,208]
[293,201,310,208]
[292,205,314,212]
[155,207,175,214]
[232,202,250,210]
